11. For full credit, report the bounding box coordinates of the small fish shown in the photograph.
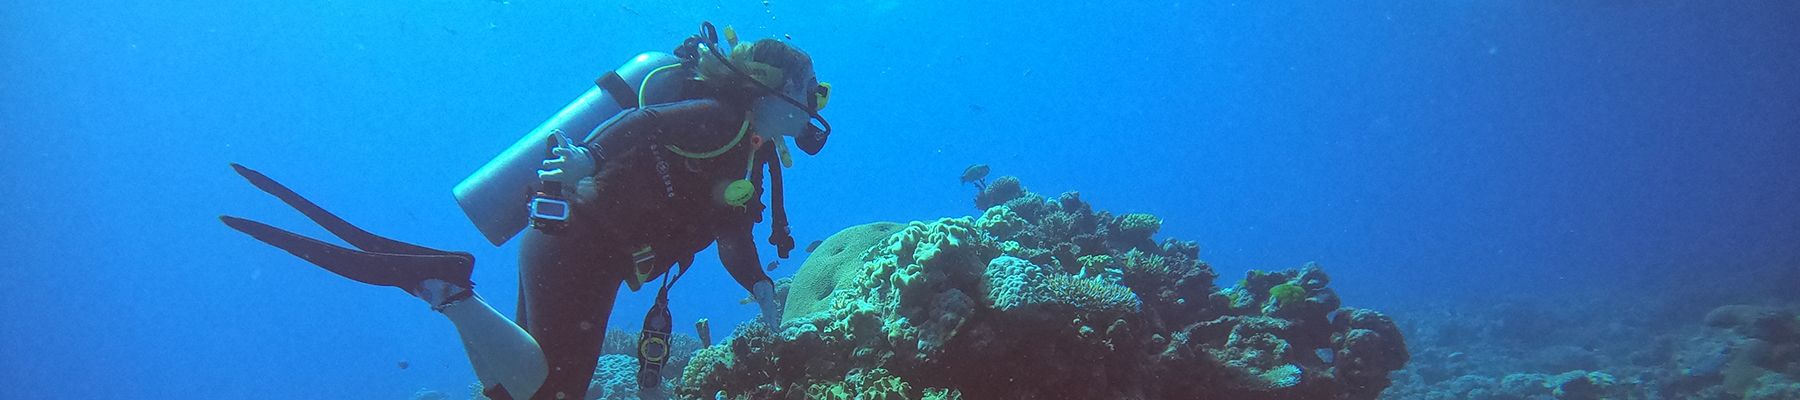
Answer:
[961,164,990,190]
[805,240,823,253]
[696,318,713,347]
[397,360,410,370]
[766,260,780,272]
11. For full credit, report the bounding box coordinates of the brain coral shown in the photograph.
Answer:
[783,221,903,323]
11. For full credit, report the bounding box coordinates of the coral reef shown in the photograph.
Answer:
[469,329,703,400]
[444,176,1786,400]
[1384,296,1800,400]
[586,355,647,400]
[676,176,1408,399]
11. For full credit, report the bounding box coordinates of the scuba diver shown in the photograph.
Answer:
[220,22,832,400]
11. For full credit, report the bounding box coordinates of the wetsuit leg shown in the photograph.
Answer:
[517,227,626,400]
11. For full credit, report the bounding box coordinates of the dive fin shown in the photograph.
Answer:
[221,164,476,290]
[231,163,454,256]
[220,216,474,289]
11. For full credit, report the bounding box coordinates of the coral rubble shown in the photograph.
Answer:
[677,176,1408,399]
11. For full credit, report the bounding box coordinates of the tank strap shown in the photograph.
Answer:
[595,71,638,109]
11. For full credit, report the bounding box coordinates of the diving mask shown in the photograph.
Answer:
[751,95,808,140]
[748,74,832,154]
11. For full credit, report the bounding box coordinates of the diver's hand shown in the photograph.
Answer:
[752,280,781,329]
[537,142,596,185]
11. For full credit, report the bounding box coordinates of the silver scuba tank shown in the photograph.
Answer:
[452,52,685,246]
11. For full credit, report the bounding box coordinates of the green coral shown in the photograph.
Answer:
[1115,213,1163,241]
[864,218,992,315]
[801,368,966,400]
[982,256,1139,316]
[922,388,964,400]
[1224,287,1250,309]
[1042,274,1141,315]
[805,368,911,400]
[975,206,1029,240]
[996,240,1023,256]
[1118,249,1170,277]
[678,333,742,396]
[1256,364,1304,390]
[1114,248,1215,317]
[1076,254,1114,277]
[1269,283,1306,307]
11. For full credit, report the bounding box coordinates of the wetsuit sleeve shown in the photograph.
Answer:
[580,98,740,173]
[715,222,772,292]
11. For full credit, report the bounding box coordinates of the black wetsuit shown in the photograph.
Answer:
[514,92,778,399]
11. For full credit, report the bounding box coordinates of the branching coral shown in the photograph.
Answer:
[1108,213,1163,250]
[983,256,1138,318]
[1040,274,1142,316]
[974,176,1024,210]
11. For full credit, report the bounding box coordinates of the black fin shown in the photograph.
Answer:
[221,216,475,289]
[222,164,475,290]
[230,163,452,256]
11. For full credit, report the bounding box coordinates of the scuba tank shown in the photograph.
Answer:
[452,52,687,246]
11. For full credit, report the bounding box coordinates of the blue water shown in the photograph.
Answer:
[4,1,1797,399]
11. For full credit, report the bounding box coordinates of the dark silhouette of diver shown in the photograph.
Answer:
[220,23,832,400]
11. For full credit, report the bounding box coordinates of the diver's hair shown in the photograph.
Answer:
[742,39,814,89]
[701,38,815,92]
